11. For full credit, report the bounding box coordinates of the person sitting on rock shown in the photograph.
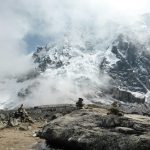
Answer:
[76,98,84,109]
[107,101,123,116]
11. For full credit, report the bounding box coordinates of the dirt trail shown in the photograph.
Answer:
[0,122,44,150]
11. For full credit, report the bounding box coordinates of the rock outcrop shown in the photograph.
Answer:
[0,104,76,129]
[119,103,150,116]
[38,108,150,150]
[111,87,145,103]
[100,34,150,93]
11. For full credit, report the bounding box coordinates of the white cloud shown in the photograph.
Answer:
[0,1,33,77]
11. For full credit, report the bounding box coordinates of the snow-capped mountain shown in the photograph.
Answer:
[0,36,111,109]
[30,37,111,103]
[1,14,150,109]
[26,33,150,104]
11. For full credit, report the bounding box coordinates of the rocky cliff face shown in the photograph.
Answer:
[111,87,145,104]
[100,35,150,94]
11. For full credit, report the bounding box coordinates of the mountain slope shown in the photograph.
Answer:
[1,23,150,108]
[100,34,150,93]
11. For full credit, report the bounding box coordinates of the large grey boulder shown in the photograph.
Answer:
[38,109,150,150]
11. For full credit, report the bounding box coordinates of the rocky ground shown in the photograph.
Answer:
[0,104,76,150]
[0,122,44,150]
[0,104,150,150]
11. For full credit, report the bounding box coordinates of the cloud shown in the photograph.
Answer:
[0,1,34,77]
[1,0,150,54]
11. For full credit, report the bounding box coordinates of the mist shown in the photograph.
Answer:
[0,0,150,108]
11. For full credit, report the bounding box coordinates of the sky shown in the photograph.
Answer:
[1,0,150,52]
[0,0,150,53]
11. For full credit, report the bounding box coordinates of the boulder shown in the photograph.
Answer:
[7,118,20,127]
[0,113,6,121]
[38,109,150,150]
